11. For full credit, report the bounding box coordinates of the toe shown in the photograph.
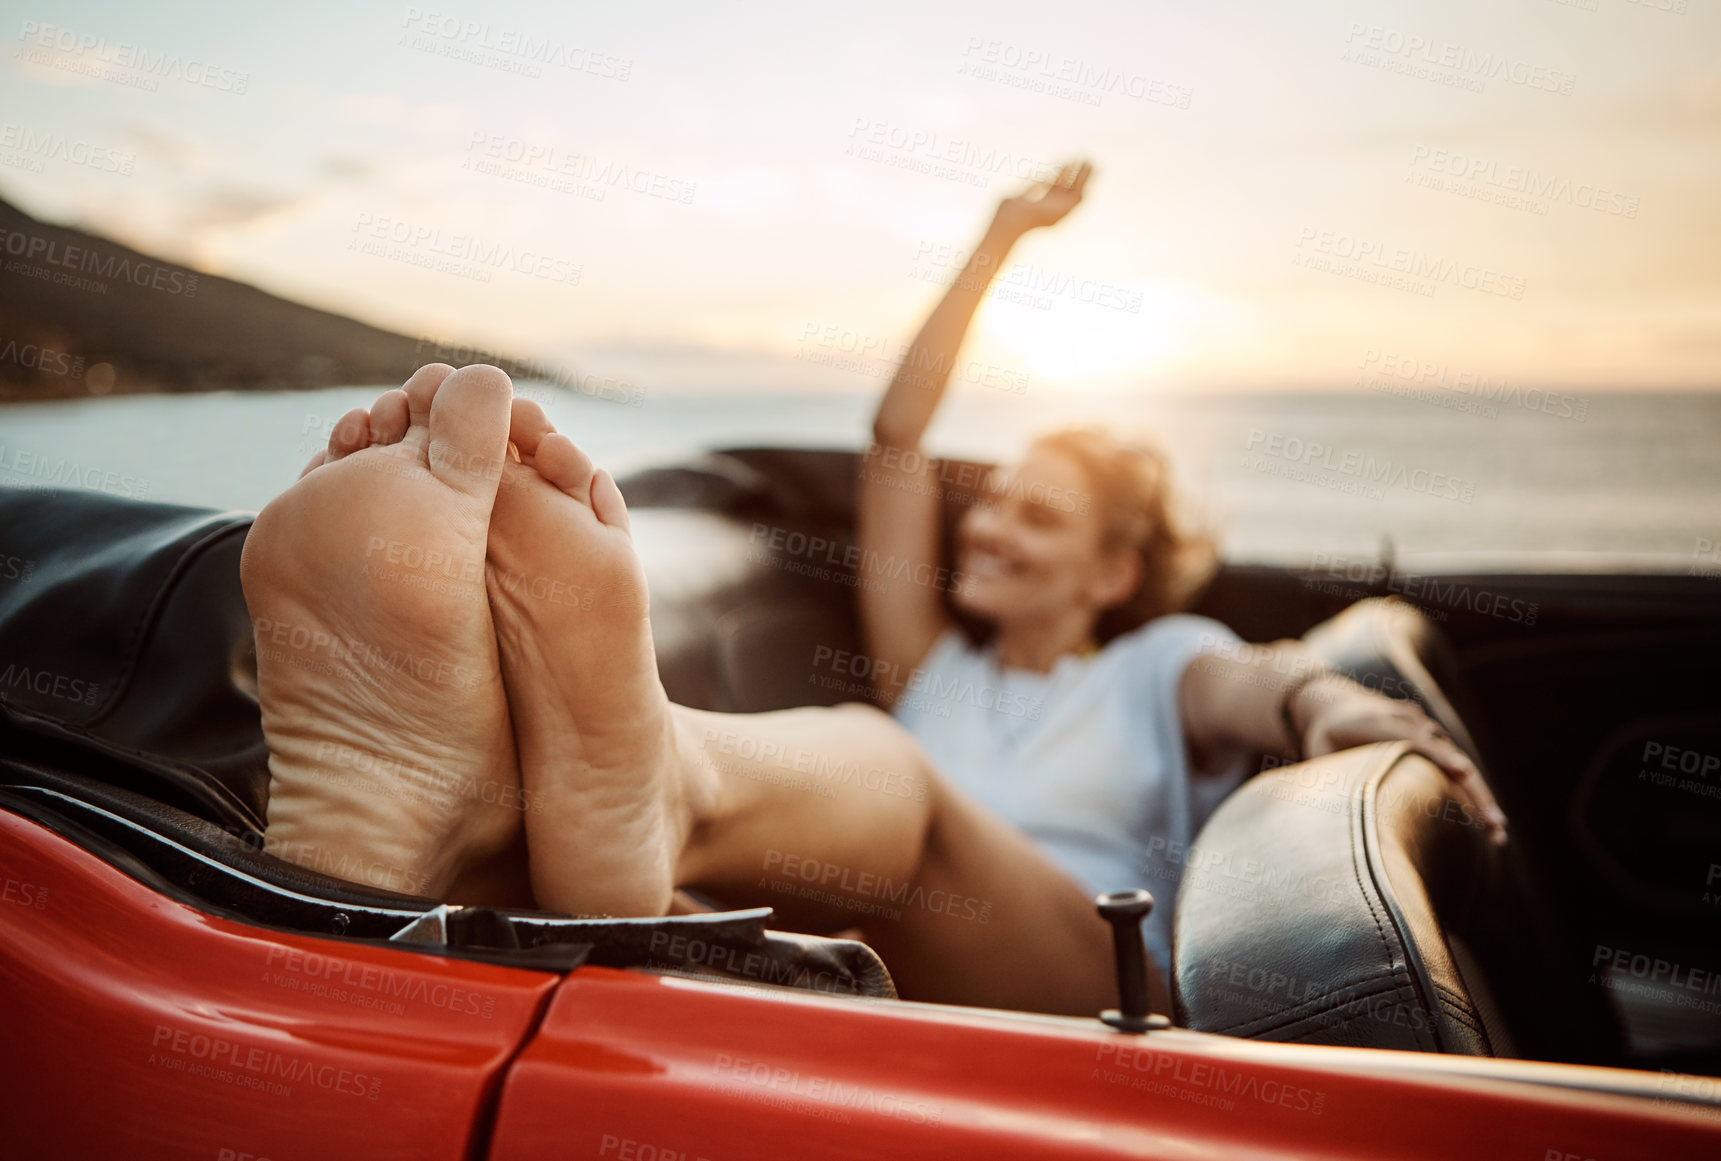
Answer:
[403,363,457,429]
[534,433,595,506]
[506,398,557,461]
[427,364,514,501]
[370,389,410,445]
[299,449,329,479]
[326,407,371,463]
[591,467,631,533]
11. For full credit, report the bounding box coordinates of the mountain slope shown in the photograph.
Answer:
[0,196,524,400]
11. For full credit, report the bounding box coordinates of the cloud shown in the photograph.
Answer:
[320,154,377,181]
[67,182,311,274]
[331,93,469,137]
[120,123,206,172]
[334,93,408,127]
[1583,68,1721,138]
[180,186,305,232]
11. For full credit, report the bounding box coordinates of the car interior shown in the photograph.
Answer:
[2,448,1717,1079]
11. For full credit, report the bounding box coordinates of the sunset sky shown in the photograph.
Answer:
[2,0,1716,396]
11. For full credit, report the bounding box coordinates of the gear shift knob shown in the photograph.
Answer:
[1096,889,1169,1033]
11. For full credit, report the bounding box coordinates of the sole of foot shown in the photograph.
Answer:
[243,363,528,903]
[484,399,712,917]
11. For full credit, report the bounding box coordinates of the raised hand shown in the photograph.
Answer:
[993,160,1093,237]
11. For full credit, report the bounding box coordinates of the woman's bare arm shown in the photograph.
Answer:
[858,162,1094,706]
[1178,642,1507,842]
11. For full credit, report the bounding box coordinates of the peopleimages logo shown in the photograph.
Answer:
[811,643,1044,722]
[846,118,1061,186]
[0,335,83,378]
[1339,23,1576,95]
[263,946,497,1018]
[399,8,634,80]
[349,213,582,285]
[797,321,1030,395]
[702,727,928,802]
[1295,227,1526,300]
[0,122,136,174]
[762,849,991,923]
[1357,349,1588,422]
[956,37,1193,110]
[463,132,697,204]
[412,337,646,408]
[0,226,199,298]
[1,868,49,910]
[0,663,99,706]
[1307,552,1539,626]
[149,1024,382,1100]
[1094,1042,1326,1115]
[713,1053,944,1126]
[1244,430,1477,504]
[1407,146,1638,218]
[1593,945,1721,1008]
[747,522,974,595]
[16,20,251,93]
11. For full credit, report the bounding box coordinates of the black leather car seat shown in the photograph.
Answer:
[1174,598,1619,1064]
[1173,742,1503,1053]
[621,448,883,714]
[0,491,266,830]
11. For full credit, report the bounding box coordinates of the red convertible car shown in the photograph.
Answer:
[2,447,1717,1159]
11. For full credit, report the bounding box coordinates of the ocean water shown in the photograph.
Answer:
[2,385,1718,570]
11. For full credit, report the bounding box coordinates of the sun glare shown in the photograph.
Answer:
[974,279,1208,388]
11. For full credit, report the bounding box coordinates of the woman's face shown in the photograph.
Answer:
[953,446,1134,629]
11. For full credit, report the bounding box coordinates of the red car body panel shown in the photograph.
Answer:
[491,967,1720,1161]
[0,811,559,1161]
[4,809,1719,1160]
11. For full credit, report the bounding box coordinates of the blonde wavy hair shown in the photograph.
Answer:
[1024,427,1217,643]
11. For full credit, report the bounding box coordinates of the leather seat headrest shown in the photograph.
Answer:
[1174,742,1502,1054]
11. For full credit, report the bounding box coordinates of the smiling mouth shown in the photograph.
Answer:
[963,549,1023,580]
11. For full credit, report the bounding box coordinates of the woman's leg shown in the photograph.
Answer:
[668,702,1118,1016]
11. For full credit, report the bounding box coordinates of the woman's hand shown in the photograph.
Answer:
[1296,677,1509,846]
[993,160,1093,238]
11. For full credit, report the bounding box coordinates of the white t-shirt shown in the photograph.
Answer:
[891,614,1248,989]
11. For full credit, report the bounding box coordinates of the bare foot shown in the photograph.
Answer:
[243,364,528,902]
[485,400,715,917]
